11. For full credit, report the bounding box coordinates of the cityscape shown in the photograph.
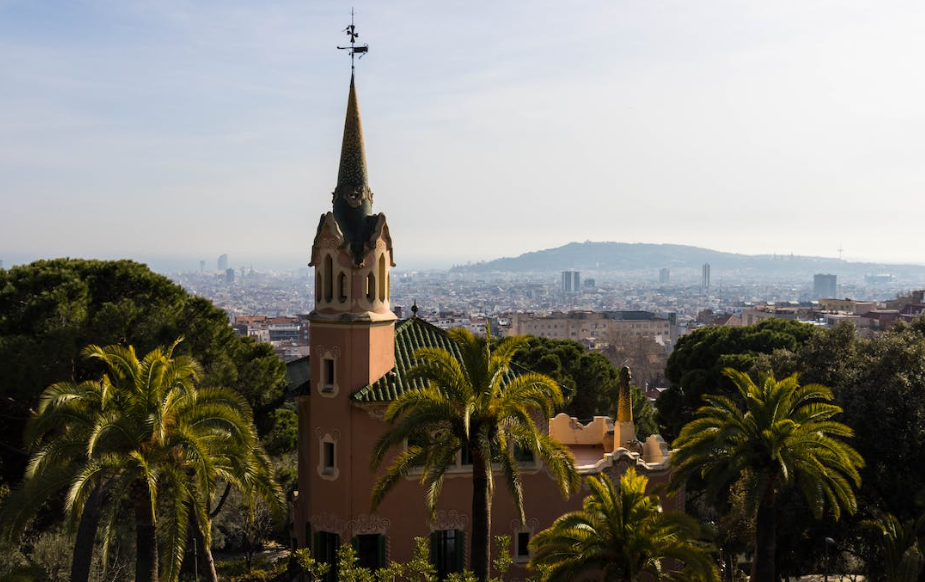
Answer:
[2,2,925,582]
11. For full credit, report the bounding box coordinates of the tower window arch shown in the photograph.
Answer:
[378,255,386,302]
[338,272,348,303]
[323,255,333,303]
[366,272,376,302]
[315,271,322,303]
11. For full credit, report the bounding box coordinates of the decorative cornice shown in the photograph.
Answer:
[428,509,469,532]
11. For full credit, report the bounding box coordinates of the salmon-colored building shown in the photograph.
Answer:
[293,72,678,580]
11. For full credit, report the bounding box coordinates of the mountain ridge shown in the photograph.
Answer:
[449,241,925,276]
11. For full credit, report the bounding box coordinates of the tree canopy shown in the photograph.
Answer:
[658,318,816,442]
[511,336,657,438]
[0,259,287,488]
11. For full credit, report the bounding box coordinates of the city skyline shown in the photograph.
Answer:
[3,0,925,270]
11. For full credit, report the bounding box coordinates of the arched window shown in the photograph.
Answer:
[315,271,321,302]
[323,255,333,303]
[366,272,376,302]
[338,272,347,303]
[378,255,386,302]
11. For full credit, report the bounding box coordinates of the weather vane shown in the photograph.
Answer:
[337,8,368,74]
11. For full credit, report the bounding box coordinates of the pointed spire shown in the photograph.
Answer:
[335,74,370,198]
[331,73,376,264]
[617,366,633,424]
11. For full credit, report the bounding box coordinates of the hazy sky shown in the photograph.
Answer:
[2,0,924,271]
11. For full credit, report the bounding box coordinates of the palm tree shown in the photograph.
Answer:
[370,329,580,582]
[528,469,719,582]
[862,512,924,582]
[1,340,281,582]
[669,369,864,582]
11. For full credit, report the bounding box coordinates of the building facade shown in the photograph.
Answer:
[293,74,677,580]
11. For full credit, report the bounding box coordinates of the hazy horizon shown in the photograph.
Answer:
[3,1,925,267]
[3,236,924,275]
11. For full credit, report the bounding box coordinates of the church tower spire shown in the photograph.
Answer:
[331,74,374,258]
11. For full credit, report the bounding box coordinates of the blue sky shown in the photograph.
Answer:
[2,0,924,271]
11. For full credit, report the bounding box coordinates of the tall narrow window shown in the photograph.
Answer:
[315,272,321,302]
[338,272,348,303]
[323,357,335,392]
[323,255,333,303]
[515,531,531,562]
[378,255,386,302]
[366,272,376,302]
[323,442,335,473]
[430,530,464,580]
[353,534,386,570]
[314,531,340,582]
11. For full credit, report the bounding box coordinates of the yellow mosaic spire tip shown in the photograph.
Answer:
[336,74,368,191]
[617,366,633,423]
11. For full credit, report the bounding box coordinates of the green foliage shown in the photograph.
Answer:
[658,319,816,442]
[0,259,287,487]
[292,548,331,582]
[670,370,864,580]
[529,469,719,582]
[862,512,925,582]
[371,329,580,581]
[1,341,282,582]
[215,556,289,582]
[511,336,657,438]
[289,535,513,582]
[263,403,299,456]
[404,536,436,582]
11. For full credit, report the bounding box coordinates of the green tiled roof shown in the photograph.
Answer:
[352,317,462,402]
[286,354,311,395]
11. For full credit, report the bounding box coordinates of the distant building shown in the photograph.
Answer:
[199,260,206,273]
[865,274,894,285]
[511,310,673,346]
[659,268,670,285]
[583,278,596,288]
[814,273,837,299]
[224,268,235,284]
[818,298,876,315]
[701,263,711,290]
[561,270,580,294]
[218,254,229,272]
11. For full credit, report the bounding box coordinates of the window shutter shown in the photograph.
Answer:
[351,536,359,551]
[429,531,439,566]
[378,534,387,568]
[313,531,322,557]
[455,530,465,572]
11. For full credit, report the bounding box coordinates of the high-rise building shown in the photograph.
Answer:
[217,254,229,272]
[659,268,670,285]
[199,260,206,273]
[224,268,235,284]
[702,263,711,290]
[814,273,837,299]
[561,270,580,294]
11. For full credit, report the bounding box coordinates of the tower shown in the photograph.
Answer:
[297,64,396,554]
[702,263,711,290]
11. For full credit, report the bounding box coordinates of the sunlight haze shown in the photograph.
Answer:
[1,0,923,271]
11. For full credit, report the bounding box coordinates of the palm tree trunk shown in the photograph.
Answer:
[133,486,159,582]
[190,505,219,582]
[471,453,491,582]
[751,486,776,582]
[70,486,103,582]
